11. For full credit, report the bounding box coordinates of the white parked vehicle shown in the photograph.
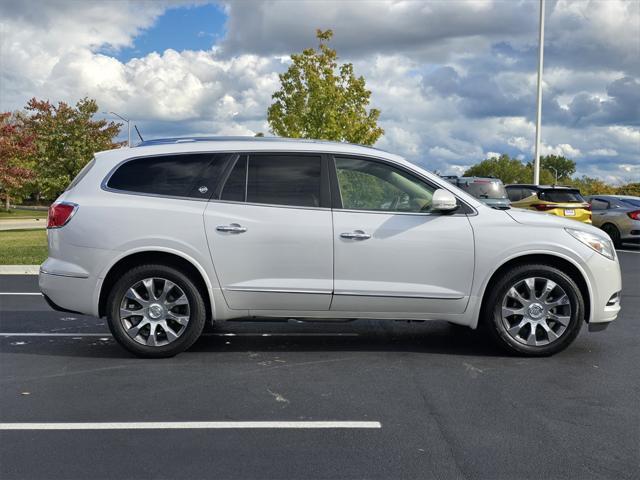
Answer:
[40,137,622,357]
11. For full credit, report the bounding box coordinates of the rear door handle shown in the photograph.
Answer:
[216,223,247,233]
[340,230,371,240]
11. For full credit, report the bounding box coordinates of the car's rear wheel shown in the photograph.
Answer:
[601,223,622,248]
[483,264,584,356]
[107,264,206,358]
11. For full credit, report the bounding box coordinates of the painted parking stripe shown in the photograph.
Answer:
[0,421,381,430]
[0,292,42,295]
[0,332,359,337]
[617,249,640,254]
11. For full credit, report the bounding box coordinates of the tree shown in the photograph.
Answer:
[463,154,530,184]
[267,29,383,145]
[538,155,576,183]
[22,97,122,199]
[567,176,616,196]
[616,182,640,196]
[0,112,34,210]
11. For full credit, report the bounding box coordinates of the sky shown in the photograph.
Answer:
[0,0,638,182]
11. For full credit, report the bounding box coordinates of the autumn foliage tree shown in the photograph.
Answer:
[268,29,383,145]
[23,97,122,199]
[0,112,35,210]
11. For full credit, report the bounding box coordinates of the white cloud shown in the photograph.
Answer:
[485,151,501,159]
[589,148,618,157]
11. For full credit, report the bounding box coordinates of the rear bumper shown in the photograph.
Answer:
[39,269,99,317]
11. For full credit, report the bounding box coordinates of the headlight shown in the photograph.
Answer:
[565,228,616,260]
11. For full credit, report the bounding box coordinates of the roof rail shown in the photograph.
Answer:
[135,135,386,152]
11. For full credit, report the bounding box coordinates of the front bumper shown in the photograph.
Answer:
[583,251,622,329]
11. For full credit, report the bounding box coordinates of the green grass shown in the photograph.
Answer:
[0,209,48,220]
[0,229,48,264]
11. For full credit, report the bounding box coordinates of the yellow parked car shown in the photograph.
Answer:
[505,185,592,223]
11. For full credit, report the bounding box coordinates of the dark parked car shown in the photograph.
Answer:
[442,176,510,209]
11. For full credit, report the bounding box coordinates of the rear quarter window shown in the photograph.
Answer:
[106,153,228,198]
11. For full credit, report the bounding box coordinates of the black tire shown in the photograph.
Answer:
[482,264,584,356]
[106,264,206,358]
[602,223,622,248]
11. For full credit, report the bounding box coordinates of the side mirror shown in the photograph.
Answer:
[431,189,459,213]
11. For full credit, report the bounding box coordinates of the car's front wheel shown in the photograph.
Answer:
[106,264,206,358]
[483,264,584,356]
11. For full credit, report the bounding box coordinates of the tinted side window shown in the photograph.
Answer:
[335,157,436,213]
[221,156,247,202]
[246,155,322,207]
[506,187,522,201]
[107,154,225,198]
[590,198,609,211]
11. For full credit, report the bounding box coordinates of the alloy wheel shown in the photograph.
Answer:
[119,277,191,347]
[501,277,572,347]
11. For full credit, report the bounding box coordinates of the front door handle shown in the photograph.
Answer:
[340,230,371,240]
[216,223,247,233]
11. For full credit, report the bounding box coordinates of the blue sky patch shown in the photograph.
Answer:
[111,3,227,62]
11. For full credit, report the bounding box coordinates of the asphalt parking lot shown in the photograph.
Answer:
[1,247,638,480]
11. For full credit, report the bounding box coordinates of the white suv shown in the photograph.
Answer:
[40,137,622,357]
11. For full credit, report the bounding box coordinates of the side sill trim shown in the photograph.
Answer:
[224,287,332,295]
[334,291,464,300]
[40,269,89,279]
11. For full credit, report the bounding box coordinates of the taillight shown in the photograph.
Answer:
[628,210,640,221]
[534,204,556,211]
[583,203,592,211]
[47,202,78,228]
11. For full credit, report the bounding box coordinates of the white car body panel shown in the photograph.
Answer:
[203,201,333,311]
[39,138,621,334]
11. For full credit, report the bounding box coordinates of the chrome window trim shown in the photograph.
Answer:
[209,198,331,212]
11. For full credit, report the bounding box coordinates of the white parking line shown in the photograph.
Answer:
[617,249,640,254]
[0,292,42,295]
[0,421,381,430]
[0,332,359,337]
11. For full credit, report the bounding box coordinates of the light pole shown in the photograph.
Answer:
[548,166,558,185]
[103,111,131,147]
[533,0,545,185]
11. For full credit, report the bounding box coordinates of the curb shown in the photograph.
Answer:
[0,265,40,275]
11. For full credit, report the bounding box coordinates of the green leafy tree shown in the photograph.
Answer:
[23,97,122,199]
[616,182,640,196]
[568,176,617,196]
[268,29,383,145]
[540,155,576,181]
[0,112,35,210]
[463,154,530,184]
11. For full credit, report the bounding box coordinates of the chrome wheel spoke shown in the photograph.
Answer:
[502,306,525,317]
[546,294,569,308]
[541,322,559,342]
[524,278,537,299]
[526,327,538,346]
[507,287,527,305]
[128,319,149,338]
[508,319,528,336]
[142,279,156,301]
[158,280,176,302]
[120,307,141,318]
[548,312,570,326]
[166,294,188,309]
[125,288,148,307]
[167,311,189,326]
[540,279,557,302]
[160,321,179,342]
[146,323,159,346]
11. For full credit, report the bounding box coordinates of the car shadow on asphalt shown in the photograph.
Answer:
[1,321,517,359]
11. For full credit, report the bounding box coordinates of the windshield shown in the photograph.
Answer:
[620,198,640,208]
[460,180,508,199]
[539,190,585,203]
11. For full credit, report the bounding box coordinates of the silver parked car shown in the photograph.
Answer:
[40,137,621,358]
[587,195,640,247]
